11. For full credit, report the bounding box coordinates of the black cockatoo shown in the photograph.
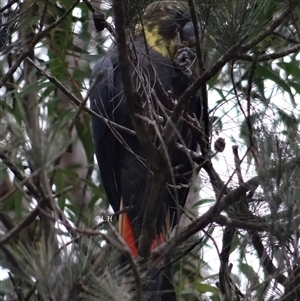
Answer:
[90,2,202,300]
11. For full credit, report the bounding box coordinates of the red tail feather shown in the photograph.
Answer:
[120,213,166,258]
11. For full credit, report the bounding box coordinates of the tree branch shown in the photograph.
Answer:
[215,215,268,232]
[151,176,260,262]
[237,43,300,62]
[251,231,287,286]
[112,0,172,260]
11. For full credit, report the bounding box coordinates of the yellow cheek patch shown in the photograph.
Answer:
[143,25,176,58]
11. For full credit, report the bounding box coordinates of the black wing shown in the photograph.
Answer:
[90,53,121,213]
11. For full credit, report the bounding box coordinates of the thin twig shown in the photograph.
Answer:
[38,0,49,31]
[8,272,24,301]
[0,152,42,200]
[0,168,42,203]
[187,0,210,153]
[245,53,260,167]
[232,145,244,185]
[0,199,46,245]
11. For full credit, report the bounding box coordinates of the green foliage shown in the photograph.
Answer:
[1,0,300,300]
